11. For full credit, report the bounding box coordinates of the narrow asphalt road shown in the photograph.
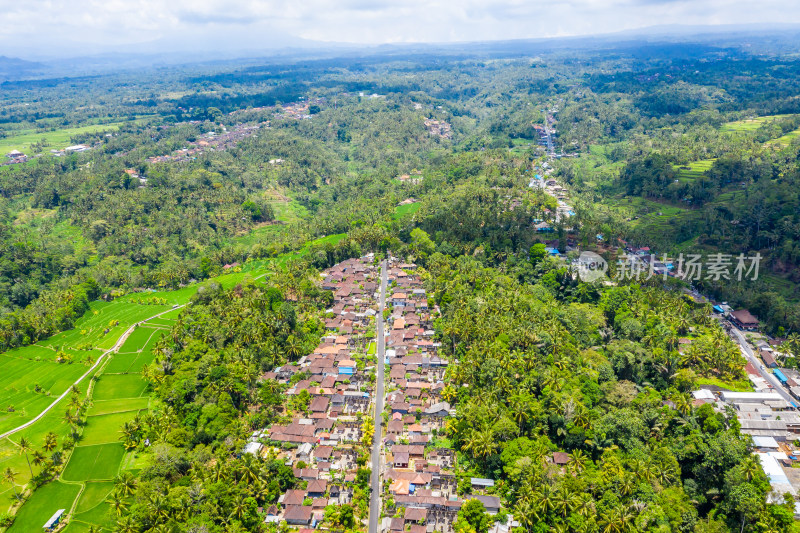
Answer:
[0,304,184,441]
[729,326,795,405]
[368,260,388,533]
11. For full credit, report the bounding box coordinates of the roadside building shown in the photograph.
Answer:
[730,309,759,331]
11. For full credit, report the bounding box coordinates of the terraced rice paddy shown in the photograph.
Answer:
[1,312,166,530]
[720,114,792,132]
[0,239,342,529]
[673,158,716,182]
[0,356,88,434]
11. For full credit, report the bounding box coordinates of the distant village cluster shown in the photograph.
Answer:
[3,143,90,167]
[423,118,452,140]
[146,124,265,164]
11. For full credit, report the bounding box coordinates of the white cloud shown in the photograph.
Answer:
[0,0,798,56]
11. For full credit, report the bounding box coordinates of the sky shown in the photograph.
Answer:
[2,0,800,57]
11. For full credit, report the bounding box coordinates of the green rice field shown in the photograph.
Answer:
[89,398,149,417]
[0,123,126,156]
[768,127,800,147]
[78,411,142,447]
[0,357,88,434]
[73,481,114,515]
[91,374,149,402]
[61,443,126,481]
[6,480,82,532]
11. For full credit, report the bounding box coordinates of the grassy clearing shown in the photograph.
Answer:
[91,375,149,402]
[6,480,81,532]
[0,122,127,156]
[61,443,126,481]
[695,376,753,392]
[393,202,421,219]
[119,449,150,473]
[79,411,142,446]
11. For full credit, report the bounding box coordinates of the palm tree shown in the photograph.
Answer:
[532,484,556,516]
[553,485,578,518]
[115,516,138,533]
[107,488,128,516]
[43,432,57,453]
[17,436,33,478]
[3,468,19,499]
[568,450,588,474]
[230,493,249,521]
[515,498,540,532]
[672,393,692,417]
[31,450,47,471]
[573,493,595,518]
[115,471,137,496]
[599,505,634,533]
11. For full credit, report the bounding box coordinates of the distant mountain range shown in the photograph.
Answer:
[2,24,800,83]
[0,56,44,81]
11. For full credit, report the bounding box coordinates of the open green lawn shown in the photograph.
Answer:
[6,480,81,532]
[79,411,143,446]
[61,443,126,481]
[91,375,149,402]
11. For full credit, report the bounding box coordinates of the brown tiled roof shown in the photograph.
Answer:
[283,489,306,506]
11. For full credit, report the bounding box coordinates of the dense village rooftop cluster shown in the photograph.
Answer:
[243,255,380,528]
[423,118,452,140]
[379,259,508,533]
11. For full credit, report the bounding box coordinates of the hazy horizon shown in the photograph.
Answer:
[3,0,800,60]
